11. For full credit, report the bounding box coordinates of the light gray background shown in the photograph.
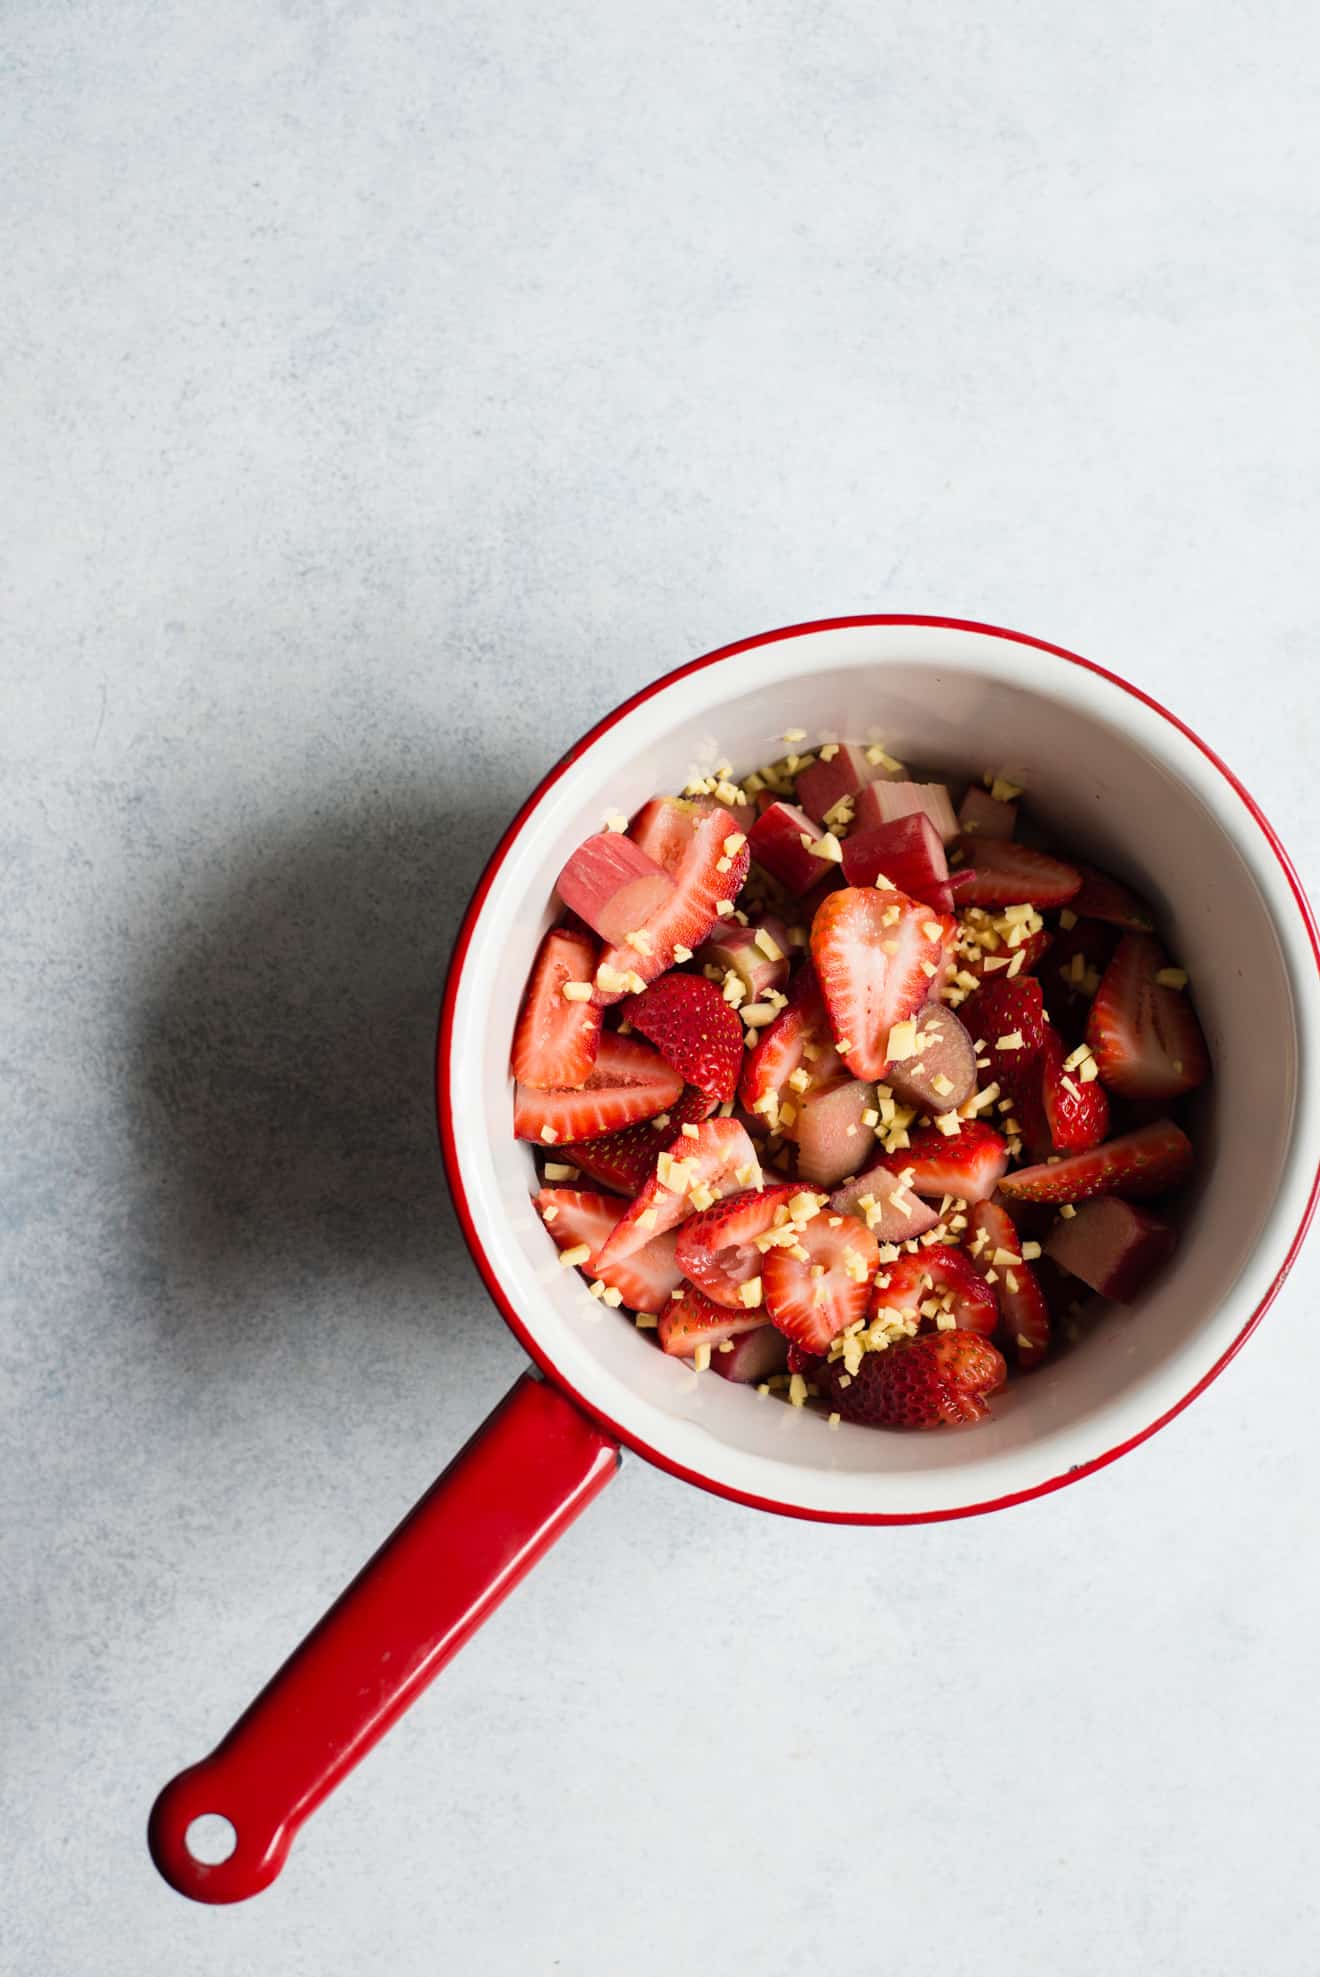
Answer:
[4,2,1319,1972]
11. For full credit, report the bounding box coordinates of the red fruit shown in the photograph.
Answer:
[829,1165,941,1243]
[811,886,953,1080]
[793,1078,878,1188]
[960,976,1050,1088]
[763,1212,880,1353]
[747,801,829,897]
[1039,1030,1110,1151]
[961,928,1052,982]
[957,785,1017,840]
[965,1198,1051,1369]
[630,796,710,873]
[593,808,751,1004]
[710,1325,790,1383]
[840,812,952,910]
[622,973,743,1103]
[1071,864,1155,931]
[947,867,977,899]
[511,928,602,1089]
[1086,933,1211,1100]
[818,1330,1006,1429]
[534,1188,683,1312]
[566,1087,715,1194]
[697,914,791,1001]
[853,779,959,845]
[795,743,879,824]
[1045,1197,1175,1302]
[514,1031,683,1144]
[1008,1071,1056,1162]
[556,833,675,946]
[871,1245,999,1337]
[872,1119,1010,1204]
[675,1183,800,1307]
[952,839,1082,908]
[738,965,843,1121]
[882,1003,978,1111]
[658,1283,770,1357]
[593,1116,761,1268]
[998,1119,1194,1203]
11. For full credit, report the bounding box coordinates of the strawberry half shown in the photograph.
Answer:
[593,808,751,1005]
[959,976,1050,1088]
[674,1182,800,1307]
[872,1119,1009,1204]
[511,927,602,1089]
[535,1188,683,1312]
[1071,863,1155,931]
[514,1031,682,1144]
[592,1116,760,1268]
[961,927,1052,982]
[738,965,843,1121]
[622,973,743,1102]
[965,1198,1051,1368]
[810,885,953,1080]
[658,1283,771,1357]
[817,1330,1006,1429]
[1086,933,1210,1100]
[1039,1030,1110,1151]
[763,1211,881,1353]
[566,1087,716,1194]
[998,1118,1193,1203]
[952,839,1082,908]
[871,1245,999,1337]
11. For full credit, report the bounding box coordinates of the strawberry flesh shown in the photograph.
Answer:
[818,1330,1006,1429]
[998,1119,1193,1203]
[1086,933,1210,1100]
[1045,1197,1175,1301]
[1071,863,1155,931]
[535,1187,684,1312]
[593,1116,760,1268]
[622,973,743,1102]
[1039,1030,1110,1150]
[872,1245,999,1337]
[872,1118,1010,1204]
[514,1031,683,1143]
[840,812,952,910]
[960,976,1050,1089]
[675,1183,800,1307]
[556,833,675,946]
[965,1198,1050,1368]
[738,964,842,1122]
[811,885,953,1080]
[952,838,1082,907]
[747,801,829,896]
[511,927,602,1089]
[658,1282,770,1357]
[763,1212,880,1353]
[566,1087,716,1194]
[593,808,751,1004]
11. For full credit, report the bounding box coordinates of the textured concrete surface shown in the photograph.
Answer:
[4,3,1320,1972]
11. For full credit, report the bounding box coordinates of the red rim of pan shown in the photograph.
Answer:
[436,615,1320,1525]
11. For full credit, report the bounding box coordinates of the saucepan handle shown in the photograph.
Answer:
[149,1372,619,1902]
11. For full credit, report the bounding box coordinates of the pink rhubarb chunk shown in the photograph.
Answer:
[556,833,675,946]
[1045,1197,1175,1302]
[747,801,829,897]
[853,780,960,845]
[840,812,951,910]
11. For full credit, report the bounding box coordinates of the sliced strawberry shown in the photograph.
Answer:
[514,1031,683,1144]
[555,833,675,946]
[534,1188,683,1312]
[957,785,1017,840]
[747,801,830,897]
[818,1330,1006,1428]
[871,1119,1009,1204]
[592,1116,760,1268]
[961,927,1053,982]
[883,1002,978,1110]
[1039,1030,1110,1150]
[840,812,952,910]
[763,1212,880,1353]
[738,965,843,1122]
[853,780,959,845]
[810,885,953,1080]
[959,976,1050,1088]
[592,808,751,1004]
[1008,1072,1056,1162]
[1071,863,1155,931]
[710,1325,790,1383]
[794,743,878,824]
[674,1182,800,1306]
[658,1282,770,1357]
[829,1164,941,1242]
[998,1119,1193,1203]
[622,973,743,1102]
[1086,933,1210,1100]
[952,839,1082,907]
[696,914,790,1001]
[510,927,602,1089]
[793,1078,877,1187]
[965,1198,1051,1368]
[1045,1197,1176,1302]
[565,1087,715,1194]
[871,1244,999,1337]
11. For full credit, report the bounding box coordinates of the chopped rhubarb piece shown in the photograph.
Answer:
[871,1119,1010,1204]
[947,867,977,898]
[1071,863,1155,931]
[818,1330,1006,1428]
[793,1078,877,1188]
[629,796,710,873]
[622,974,743,1102]
[950,838,1082,907]
[795,743,879,824]
[763,1212,880,1353]
[840,811,951,910]
[738,964,843,1120]
[675,1183,799,1306]
[710,1325,790,1383]
[747,801,829,896]
[1045,1197,1175,1301]
[958,785,1017,840]
[556,833,676,947]
[965,1198,1051,1368]
[593,1117,760,1268]
[830,1164,941,1242]
[870,1245,999,1338]
[534,1188,683,1312]
[852,779,959,845]
[882,1002,978,1111]
[810,886,954,1080]
[658,1283,770,1357]
[696,914,791,1001]
[1086,933,1210,1100]
[998,1119,1193,1203]
[514,1031,683,1143]
[510,927,602,1090]
[593,808,751,1004]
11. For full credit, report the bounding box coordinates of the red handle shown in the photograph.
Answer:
[149,1372,619,1902]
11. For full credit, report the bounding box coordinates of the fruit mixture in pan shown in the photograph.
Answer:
[511,739,1210,1431]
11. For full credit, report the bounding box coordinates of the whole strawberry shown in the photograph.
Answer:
[818,1330,1006,1429]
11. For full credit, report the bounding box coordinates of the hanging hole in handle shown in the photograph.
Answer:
[184,1813,238,1864]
